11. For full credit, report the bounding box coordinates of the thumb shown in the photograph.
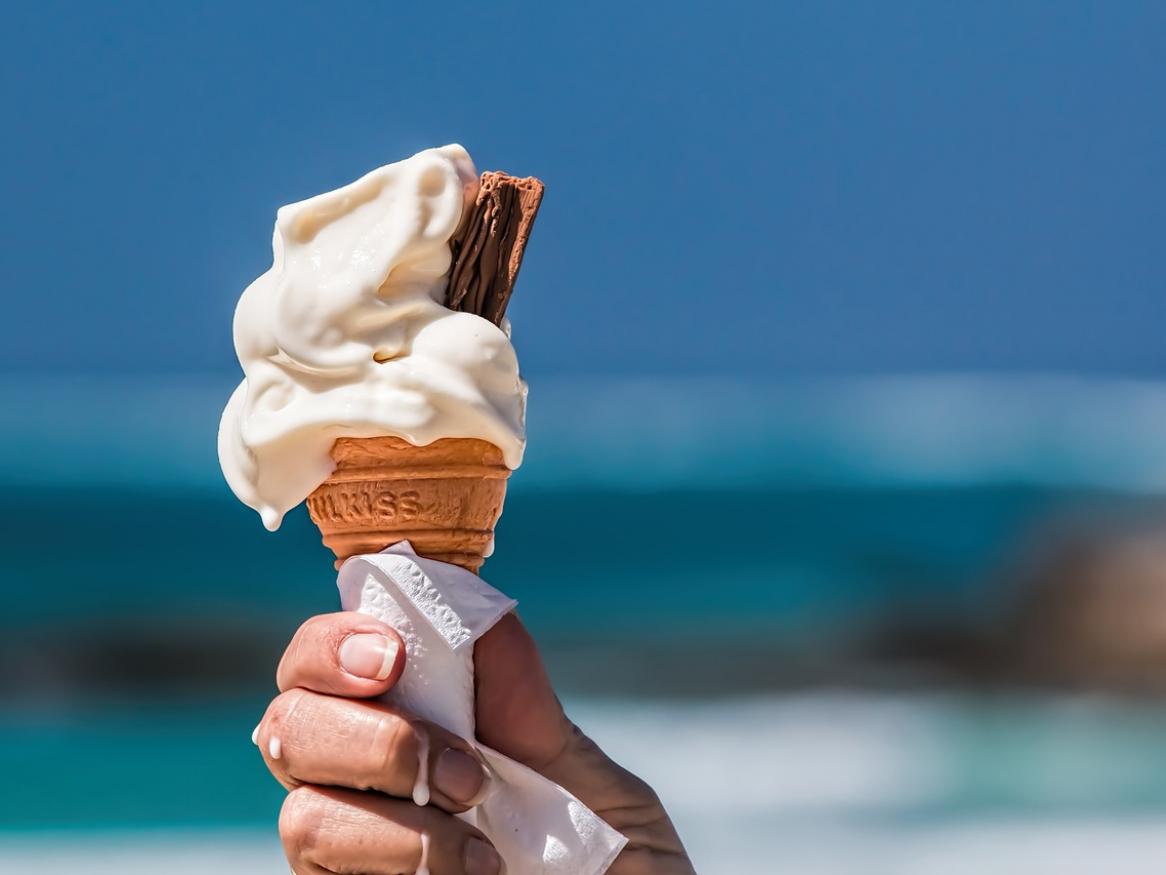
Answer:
[473,612,572,769]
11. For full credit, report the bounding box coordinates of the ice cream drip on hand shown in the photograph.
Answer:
[218,145,527,530]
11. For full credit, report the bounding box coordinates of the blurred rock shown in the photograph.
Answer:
[0,614,293,707]
[1002,510,1166,692]
[858,501,1166,694]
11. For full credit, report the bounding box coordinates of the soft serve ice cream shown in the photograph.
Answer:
[218,145,526,530]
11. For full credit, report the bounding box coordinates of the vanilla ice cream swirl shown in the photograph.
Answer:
[218,145,526,530]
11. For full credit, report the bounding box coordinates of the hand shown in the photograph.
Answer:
[256,610,694,874]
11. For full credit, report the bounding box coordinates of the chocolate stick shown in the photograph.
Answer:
[447,172,544,325]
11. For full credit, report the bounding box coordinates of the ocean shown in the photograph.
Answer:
[4,375,1166,872]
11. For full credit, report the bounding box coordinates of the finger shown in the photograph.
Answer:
[277,612,405,697]
[474,612,571,768]
[280,785,503,875]
[258,690,490,812]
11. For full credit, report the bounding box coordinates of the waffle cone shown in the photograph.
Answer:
[306,436,510,573]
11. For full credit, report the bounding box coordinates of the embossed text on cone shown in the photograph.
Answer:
[306,436,510,573]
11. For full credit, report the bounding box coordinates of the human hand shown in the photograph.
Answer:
[256,610,694,874]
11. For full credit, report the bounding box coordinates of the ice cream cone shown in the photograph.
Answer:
[306,436,510,573]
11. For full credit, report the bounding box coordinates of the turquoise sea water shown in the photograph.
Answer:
[5,376,1166,870]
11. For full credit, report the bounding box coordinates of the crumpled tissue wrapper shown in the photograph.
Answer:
[336,542,627,874]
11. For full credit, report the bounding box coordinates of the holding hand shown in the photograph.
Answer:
[256,610,694,874]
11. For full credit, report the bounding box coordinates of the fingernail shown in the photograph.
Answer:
[434,748,487,805]
[464,837,502,875]
[339,633,397,680]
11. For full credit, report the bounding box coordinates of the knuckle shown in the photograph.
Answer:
[632,775,663,810]
[266,688,308,729]
[279,787,324,859]
[279,615,336,684]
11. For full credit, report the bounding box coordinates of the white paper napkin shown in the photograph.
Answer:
[336,543,627,874]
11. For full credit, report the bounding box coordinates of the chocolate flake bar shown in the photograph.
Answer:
[447,172,544,325]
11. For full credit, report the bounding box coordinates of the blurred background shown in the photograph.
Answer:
[2,1,1165,872]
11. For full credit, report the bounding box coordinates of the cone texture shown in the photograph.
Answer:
[306,436,510,572]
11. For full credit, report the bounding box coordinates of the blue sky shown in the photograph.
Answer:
[1,1,1163,377]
